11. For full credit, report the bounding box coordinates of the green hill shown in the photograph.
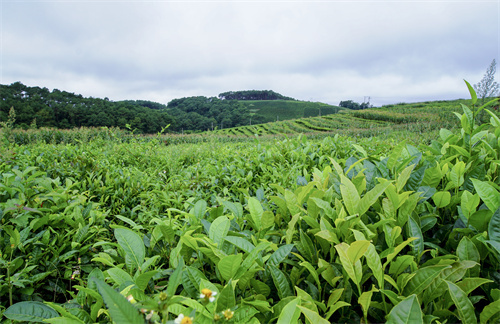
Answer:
[241,100,345,123]
[211,98,497,138]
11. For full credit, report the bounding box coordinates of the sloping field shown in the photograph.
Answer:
[241,100,345,122]
[213,98,481,137]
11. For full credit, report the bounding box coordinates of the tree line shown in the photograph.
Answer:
[218,90,296,101]
[0,82,174,133]
[0,82,271,133]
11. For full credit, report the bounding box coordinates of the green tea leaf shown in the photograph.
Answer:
[297,305,330,324]
[209,216,230,247]
[93,278,143,324]
[166,257,184,297]
[386,294,423,324]
[445,280,477,324]
[216,281,236,313]
[4,301,58,323]
[267,244,294,268]
[488,207,500,242]
[407,216,424,258]
[403,265,450,296]
[358,181,391,216]
[135,270,158,291]
[471,179,500,212]
[480,299,500,324]
[114,228,145,272]
[347,240,370,265]
[340,174,360,216]
[432,191,451,208]
[276,297,301,324]
[387,141,407,171]
[365,243,384,288]
[457,236,480,262]
[464,80,478,106]
[269,265,292,299]
[218,254,243,281]
[248,197,263,230]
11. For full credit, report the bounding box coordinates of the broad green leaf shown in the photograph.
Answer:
[480,299,500,324]
[358,181,391,216]
[93,278,143,324]
[107,267,133,286]
[485,108,500,127]
[422,163,443,187]
[114,228,145,272]
[407,216,424,258]
[461,190,480,219]
[457,236,480,262]
[460,104,473,133]
[335,243,362,286]
[234,241,271,280]
[445,280,477,324]
[166,257,184,297]
[216,281,236,313]
[297,305,330,324]
[397,164,415,193]
[4,301,58,323]
[300,261,321,289]
[209,216,230,247]
[432,191,451,208]
[135,270,158,291]
[471,178,500,212]
[365,243,384,289]
[269,265,292,299]
[456,278,492,295]
[286,213,300,245]
[340,174,360,216]
[268,244,294,268]
[218,254,243,281]
[73,285,103,304]
[276,297,301,324]
[387,141,407,171]
[359,287,376,322]
[42,303,84,323]
[383,237,417,269]
[223,200,243,218]
[464,79,478,105]
[403,265,450,296]
[261,211,275,230]
[386,294,423,324]
[298,229,317,263]
[193,199,207,220]
[248,197,263,230]
[224,236,255,253]
[347,240,370,265]
[488,207,500,242]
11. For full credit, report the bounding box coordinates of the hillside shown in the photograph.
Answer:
[210,99,486,137]
[241,100,345,123]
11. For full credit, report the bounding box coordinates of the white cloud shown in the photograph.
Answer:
[2,0,499,106]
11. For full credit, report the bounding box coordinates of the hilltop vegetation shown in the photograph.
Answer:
[0,82,174,134]
[1,83,343,133]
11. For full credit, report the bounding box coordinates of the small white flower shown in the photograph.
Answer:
[200,288,217,302]
[175,313,193,324]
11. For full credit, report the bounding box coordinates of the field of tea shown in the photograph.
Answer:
[1,90,500,323]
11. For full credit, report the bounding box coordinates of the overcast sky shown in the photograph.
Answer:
[1,0,499,107]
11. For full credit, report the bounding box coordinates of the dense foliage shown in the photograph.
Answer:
[0,82,175,134]
[339,100,372,110]
[1,82,500,324]
[166,96,254,132]
[218,90,296,101]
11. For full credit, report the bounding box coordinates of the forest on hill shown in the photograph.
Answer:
[1,82,344,133]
